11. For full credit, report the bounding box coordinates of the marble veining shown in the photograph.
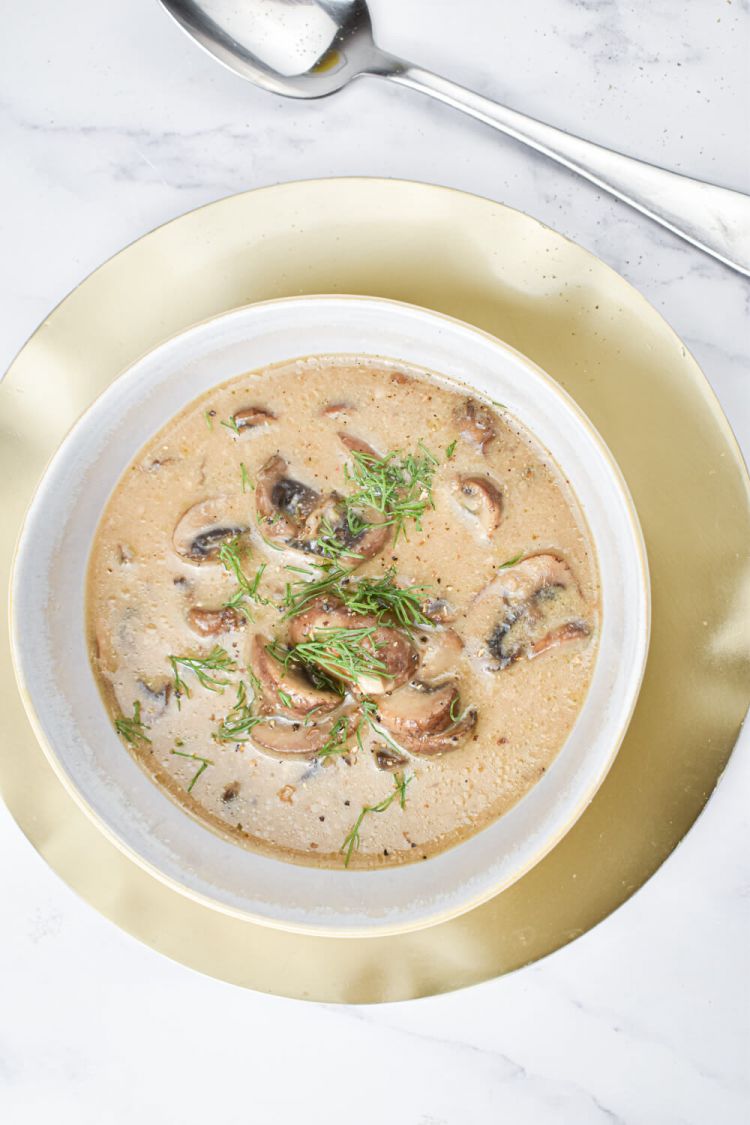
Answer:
[1,1,748,1122]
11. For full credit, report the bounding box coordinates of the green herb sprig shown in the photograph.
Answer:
[276,626,387,686]
[171,748,213,792]
[317,714,354,759]
[498,553,524,570]
[168,645,237,707]
[342,443,438,543]
[219,537,268,619]
[215,680,266,742]
[282,563,430,628]
[356,698,409,756]
[114,700,151,746]
[341,772,413,867]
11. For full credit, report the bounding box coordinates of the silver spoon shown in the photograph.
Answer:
[159,0,750,276]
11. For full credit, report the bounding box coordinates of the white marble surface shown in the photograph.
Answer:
[1,1,748,1121]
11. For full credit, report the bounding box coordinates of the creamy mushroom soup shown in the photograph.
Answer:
[87,356,599,868]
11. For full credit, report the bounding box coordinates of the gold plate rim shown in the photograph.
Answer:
[1,178,748,1001]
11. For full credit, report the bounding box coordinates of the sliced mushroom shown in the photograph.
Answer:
[249,634,341,718]
[530,620,591,658]
[233,405,275,433]
[375,681,459,735]
[422,597,457,625]
[465,553,591,670]
[135,678,171,721]
[187,605,247,637]
[255,456,389,561]
[250,716,344,760]
[373,746,409,772]
[494,553,573,602]
[173,497,248,563]
[222,781,241,803]
[415,627,464,680]
[453,475,503,536]
[397,708,478,757]
[288,597,418,693]
[294,493,390,562]
[337,431,381,459]
[456,397,496,454]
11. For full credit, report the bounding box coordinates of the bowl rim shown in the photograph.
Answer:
[9,292,651,936]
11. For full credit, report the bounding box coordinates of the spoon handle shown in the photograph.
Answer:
[381,59,750,276]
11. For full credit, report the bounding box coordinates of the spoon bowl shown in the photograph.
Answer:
[160,0,385,98]
[158,0,750,275]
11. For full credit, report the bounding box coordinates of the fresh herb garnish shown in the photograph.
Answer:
[114,700,151,746]
[168,645,236,707]
[240,462,252,493]
[203,410,214,431]
[498,553,524,570]
[215,680,266,742]
[338,568,431,628]
[281,562,351,618]
[282,562,430,628]
[219,537,267,619]
[277,689,293,709]
[317,714,353,759]
[445,439,457,459]
[357,698,408,755]
[220,415,241,435]
[315,513,367,563]
[341,443,438,543]
[171,748,213,792]
[340,772,413,867]
[278,627,386,686]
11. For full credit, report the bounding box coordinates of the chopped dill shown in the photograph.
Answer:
[282,562,430,628]
[445,439,457,459]
[203,410,214,431]
[240,462,252,493]
[277,689,293,709]
[171,748,213,792]
[317,714,353,759]
[281,562,351,618]
[256,521,287,552]
[168,645,236,707]
[278,626,386,686]
[215,680,266,742]
[339,568,431,628]
[498,553,524,570]
[340,772,413,866]
[219,537,268,619]
[220,414,241,435]
[341,442,438,543]
[114,700,151,746]
[357,698,409,755]
[315,513,367,562]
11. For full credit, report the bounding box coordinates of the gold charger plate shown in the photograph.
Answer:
[2,179,748,1002]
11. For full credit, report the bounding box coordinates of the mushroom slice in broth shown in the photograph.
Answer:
[173,496,249,563]
[374,680,459,736]
[249,633,341,718]
[466,553,592,671]
[453,474,503,536]
[455,396,496,454]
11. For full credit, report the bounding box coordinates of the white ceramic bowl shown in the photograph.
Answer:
[11,296,649,936]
